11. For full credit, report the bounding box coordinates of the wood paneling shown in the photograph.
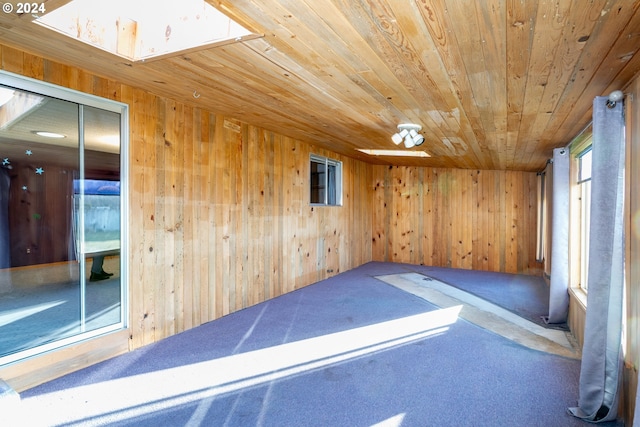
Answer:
[0,47,640,422]
[120,83,374,347]
[623,74,640,426]
[567,291,586,350]
[1,46,373,373]
[1,2,639,171]
[372,166,542,274]
[7,162,74,267]
[0,329,130,392]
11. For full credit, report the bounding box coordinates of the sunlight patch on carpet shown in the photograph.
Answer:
[377,273,580,359]
[18,306,460,426]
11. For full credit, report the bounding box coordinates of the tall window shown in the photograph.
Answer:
[577,147,592,291]
[310,154,342,206]
[0,71,128,365]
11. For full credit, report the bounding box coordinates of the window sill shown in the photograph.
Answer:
[569,286,588,310]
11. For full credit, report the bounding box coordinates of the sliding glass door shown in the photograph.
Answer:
[0,71,127,364]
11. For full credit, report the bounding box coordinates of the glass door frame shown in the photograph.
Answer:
[0,70,129,366]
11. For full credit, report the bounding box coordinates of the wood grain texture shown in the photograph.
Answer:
[6,163,74,267]
[2,45,636,419]
[0,330,130,392]
[372,165,542,274]
[623,74,640,426]
[567,291,586,349]
[1,46,373,357]
[1,2,639,171]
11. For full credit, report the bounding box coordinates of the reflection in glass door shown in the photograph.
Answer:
[0,72,127,364]
[77,105,122,334]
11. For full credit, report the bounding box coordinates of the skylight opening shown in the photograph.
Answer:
[34,0,259,62]
[358,149,431,157]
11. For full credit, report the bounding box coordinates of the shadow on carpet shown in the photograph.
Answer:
[18,262,614,427]
[397,264,569,330]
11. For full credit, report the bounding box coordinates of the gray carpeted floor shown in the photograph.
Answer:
[378,271,579,359]
[15,262,623,426]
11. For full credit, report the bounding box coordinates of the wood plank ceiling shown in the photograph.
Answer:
[1,0,639,171]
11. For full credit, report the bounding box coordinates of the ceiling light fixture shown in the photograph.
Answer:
[391,124,424,148]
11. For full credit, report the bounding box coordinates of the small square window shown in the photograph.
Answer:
[310,155,342,206]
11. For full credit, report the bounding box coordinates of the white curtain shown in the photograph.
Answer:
[546,148,570,324]
[569,96,625,422]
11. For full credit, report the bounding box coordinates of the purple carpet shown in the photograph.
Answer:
[19,262,621,426]
[409,264,563,328]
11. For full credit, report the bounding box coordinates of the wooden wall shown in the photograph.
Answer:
[124,96,374,348]
[7,162,73,267]
[0,45,373,355]
[623,74,639,426]
[0,43,545,389]
[372,166,542,274]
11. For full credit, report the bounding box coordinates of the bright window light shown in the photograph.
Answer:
[358,149,431,157]
[35,0,258,61]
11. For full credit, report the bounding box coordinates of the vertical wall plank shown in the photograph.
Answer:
[234,122,246,312]
[505,171,517,273]
[193,110,215,326]
[151,97,166,341]
[1,46,24,74]
[422,168,434,265]
[373,166,542,275]
[623,75,639,425]
[244,124,256,306]
[142,89,159,346]
[210,114,222,319]
[174,104,187,333]
[431,169,443,266]
[23,52,44,80]
[120,84,140,349]
[183,108,195,331]
[264,130,275,300]
[371,165,386,260]
[165,99,178,337]
[461,169,474,269]
[282,137,295,294]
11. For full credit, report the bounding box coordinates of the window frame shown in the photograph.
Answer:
[577,147,592,184]
[0,70,129,366]
[569,131,593,299]
[309,154,342,206]
[576,147,592,292]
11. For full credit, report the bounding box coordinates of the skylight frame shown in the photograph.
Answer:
[33,0,261,62]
